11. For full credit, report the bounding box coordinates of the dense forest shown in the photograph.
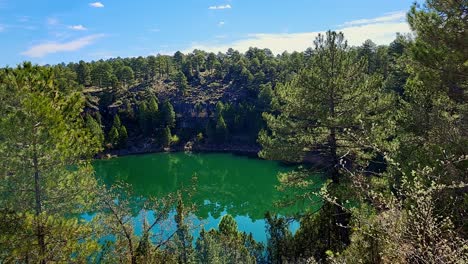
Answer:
[0,0,467,263]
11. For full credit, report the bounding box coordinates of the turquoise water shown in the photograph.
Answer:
[93,152,321,243]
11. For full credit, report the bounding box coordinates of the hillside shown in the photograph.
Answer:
[1,0,467,261]
[70,48,300,155]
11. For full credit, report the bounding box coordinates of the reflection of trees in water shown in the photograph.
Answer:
[94,153,322,221]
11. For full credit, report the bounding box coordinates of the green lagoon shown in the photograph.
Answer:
[93,152,322,243]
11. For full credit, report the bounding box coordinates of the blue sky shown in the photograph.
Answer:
[0,0,416,66]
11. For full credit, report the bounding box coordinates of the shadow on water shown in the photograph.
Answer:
[93,152,324,243]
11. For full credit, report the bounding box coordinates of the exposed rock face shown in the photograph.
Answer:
[88,77,265,158]
[90,80,328,168]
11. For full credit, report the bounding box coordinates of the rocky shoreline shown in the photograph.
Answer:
[97,141,261,159]
[96,140,329,168]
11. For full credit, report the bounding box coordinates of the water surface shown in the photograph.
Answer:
[93,152,322,242]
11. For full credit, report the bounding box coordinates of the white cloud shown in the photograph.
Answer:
[21,34,105,58]
[150,28,161,33]
[343,11,406,26]
[218,21,225,27]
[89,2,104,8]
[208,4,231,10]
[69,25,87,31]
[0,25,4,32]
[183,11,411,54]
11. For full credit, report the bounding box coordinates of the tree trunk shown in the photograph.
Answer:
[328,92,339,183]
[328,45,340,184]
[33,141,46,264]
[328,128,339,183]
[128,238,136,264]
[327,210,332,250]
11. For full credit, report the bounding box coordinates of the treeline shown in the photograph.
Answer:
[1,0,467,263]
[55,45,288,149]
[46,29,398,151]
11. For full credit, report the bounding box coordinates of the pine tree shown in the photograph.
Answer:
[0,63,100,262]
[173,194,195,263]
[85,114,105,148]
[107,115,128,148]
[76,60,91,86]
[112,114,122,127]
[215,115,228,143]
[196,229,221,264]
[90,62,114,87]
[119,125,128,148]
[161,101,176,128]
[147,97,160,133]
[161,126,172,147]
[401,0,467,168]
[357,39,377,74]
[194,215,257,264]
[108,125,120,148]
[218,214,238,237]
[206,53,217,74]
[265,212,294,263]
[395,0,468,234]
[174,70,188,94]
[116,66,134,88]
[215,101,224,115]
[259,31,387,183]
[138,101,150,136]
[258,83,274,111]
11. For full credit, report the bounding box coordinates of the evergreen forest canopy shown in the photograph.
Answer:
[0,0,467,263]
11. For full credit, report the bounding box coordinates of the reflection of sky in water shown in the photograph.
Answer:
[92,152,322,244]
[85,209,300,245]
[82,205,300,244]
